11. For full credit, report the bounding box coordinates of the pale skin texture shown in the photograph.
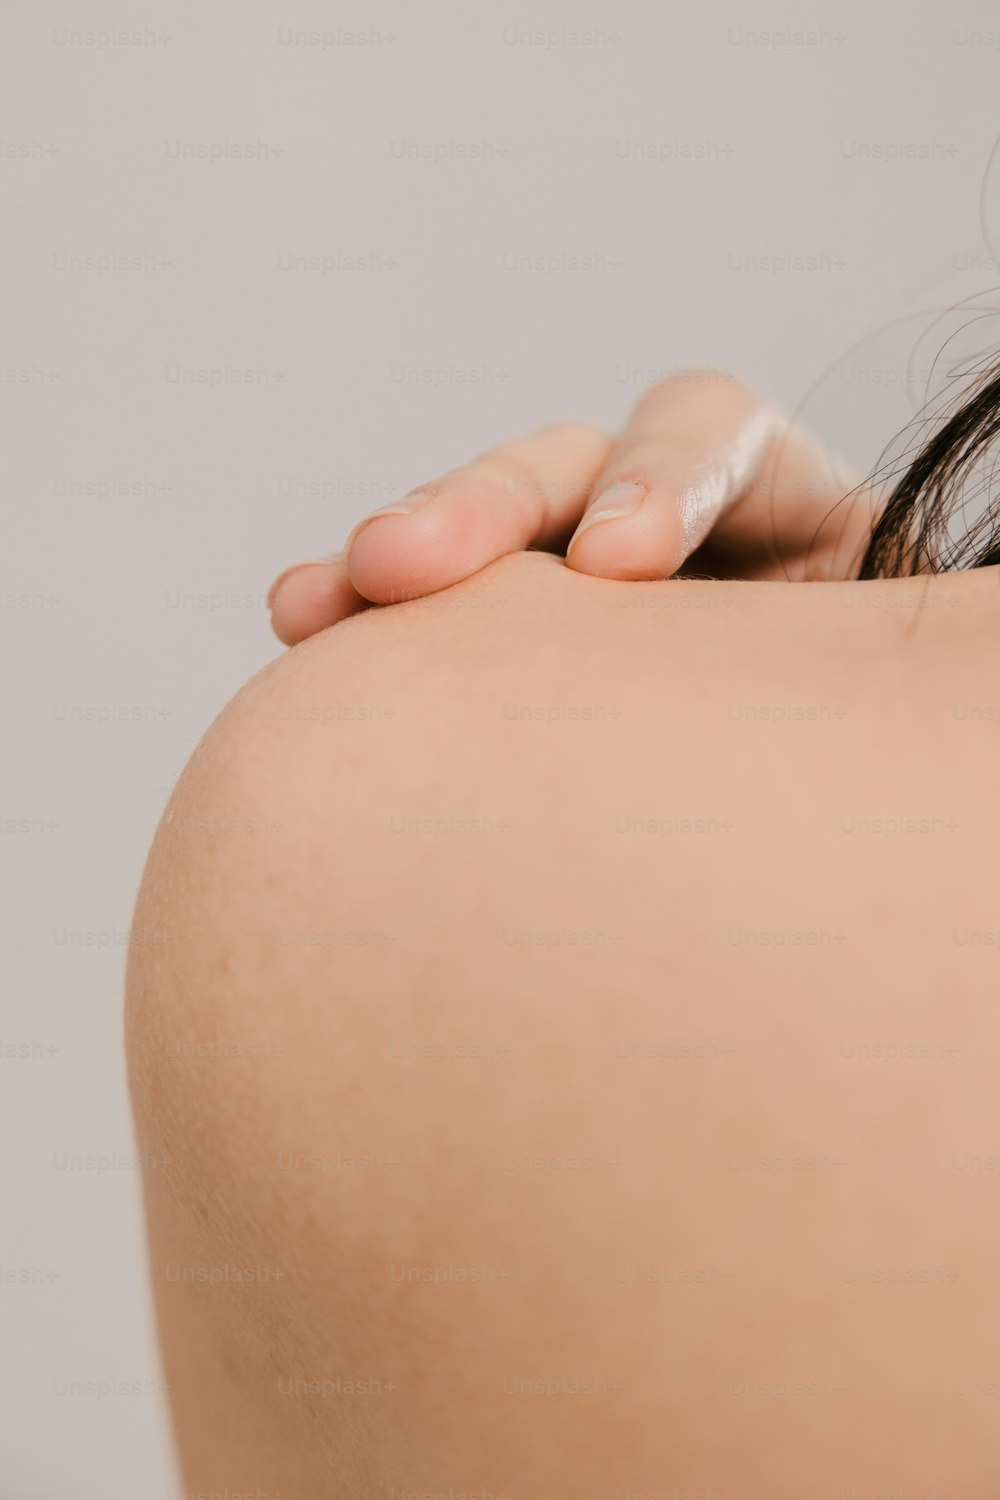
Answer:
[128,545,1000,1498]
[267,371,875,644]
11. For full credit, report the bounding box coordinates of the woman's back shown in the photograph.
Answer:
[127,552,1000,1497]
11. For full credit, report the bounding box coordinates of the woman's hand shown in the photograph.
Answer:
[268,370,875,645]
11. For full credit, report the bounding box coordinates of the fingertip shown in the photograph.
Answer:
[344,491,435,556]
[346,505,477,603]
[267,561,366,645]
[565,504,687,581]
[345,514,418,602]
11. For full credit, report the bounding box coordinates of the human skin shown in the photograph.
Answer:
[266,371,872,644]
[127,551,1000,1499]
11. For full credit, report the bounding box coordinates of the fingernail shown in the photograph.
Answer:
[345,490,435,552]
[267,557,336,610]
[569,481,647,546]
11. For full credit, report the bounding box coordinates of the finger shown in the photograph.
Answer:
[683,412,875,581]
[565,371,870,582]
[267,556,368,646]
[345,423,611,604]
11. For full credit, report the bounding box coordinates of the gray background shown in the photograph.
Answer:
[2,0,999,1493]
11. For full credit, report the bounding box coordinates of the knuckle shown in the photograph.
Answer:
[633,368,750,423]
[610,437,700,484]
[532,420,603,443]
[451,458,539,509]
[448,458,512,490]
[483,454,534,489]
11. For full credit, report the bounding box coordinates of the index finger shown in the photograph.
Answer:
[566,371,871,581]
[345,423,611,603]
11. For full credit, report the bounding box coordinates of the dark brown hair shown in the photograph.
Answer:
[858,360,1000,577]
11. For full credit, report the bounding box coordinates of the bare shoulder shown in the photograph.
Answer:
[125,552,619,1127]
[125,553,1000,1498]
[126,548,997,1093]
[126,550,990,1094]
